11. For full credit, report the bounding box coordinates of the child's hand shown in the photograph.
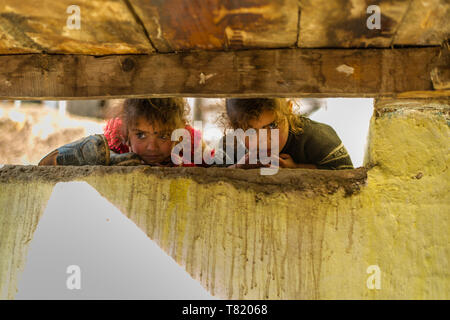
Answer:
[279,153,297,168]
[279,153,317,169]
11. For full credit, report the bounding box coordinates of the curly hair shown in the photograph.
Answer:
[116,98,189,143]
[224,98,303,134]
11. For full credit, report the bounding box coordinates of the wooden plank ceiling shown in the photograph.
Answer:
[0,0,448,55]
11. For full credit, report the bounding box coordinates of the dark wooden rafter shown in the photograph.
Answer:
[1,0,447,55]
[392,0,450,46]
[0,47,448,100]
[0,1,448,99]
[298,0,449,48]
[126,0,299,52]
[122,0,159,53]
[298,0,410,48]
[125,0,450,51]
[0,0,155,54]
[388,0,415,47]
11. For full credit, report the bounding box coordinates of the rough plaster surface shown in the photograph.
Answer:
[0,99,449,299]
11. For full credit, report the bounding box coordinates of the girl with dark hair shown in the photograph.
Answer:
[39,98,212,167]
[215,98,354,170]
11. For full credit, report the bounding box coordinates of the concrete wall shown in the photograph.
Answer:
[0,99,448,299]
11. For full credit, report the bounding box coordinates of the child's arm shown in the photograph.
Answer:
[38,134,143,166]
[279,153,317,169]
[303,121,354,170]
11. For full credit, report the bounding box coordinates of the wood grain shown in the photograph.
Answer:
[298,0,411,48]
[0,0,154,54]
[0,47,447,99]
[392,0,450,46]
[128,0,299,52]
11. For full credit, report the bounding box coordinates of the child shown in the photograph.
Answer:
[214,98,354,170]
[38,98,210,167]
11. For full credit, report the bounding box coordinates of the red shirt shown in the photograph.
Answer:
[103,117,213,166]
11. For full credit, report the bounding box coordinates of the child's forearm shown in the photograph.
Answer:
[295,163,317,169]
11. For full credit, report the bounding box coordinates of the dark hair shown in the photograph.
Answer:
[118,98,189,143]
[225,98,303,134]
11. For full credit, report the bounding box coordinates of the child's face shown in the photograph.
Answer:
[128,119,174,165]
[245,110,289,155]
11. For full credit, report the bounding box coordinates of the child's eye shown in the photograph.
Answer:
[136,132,146,139]
[268,122,278,129]
[159,134,169,140]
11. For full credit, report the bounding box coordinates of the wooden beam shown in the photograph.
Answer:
[298,0,411,48]
[0,47,448,99]
[127,0,299,52]
[0,0,154,54]
[298,0,449,48]
[393,0,450,46]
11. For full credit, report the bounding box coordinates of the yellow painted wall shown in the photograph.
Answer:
[0,181,54,299]
[0,99,448,299]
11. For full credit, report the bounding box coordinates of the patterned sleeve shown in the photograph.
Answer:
[304,121,354,170]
